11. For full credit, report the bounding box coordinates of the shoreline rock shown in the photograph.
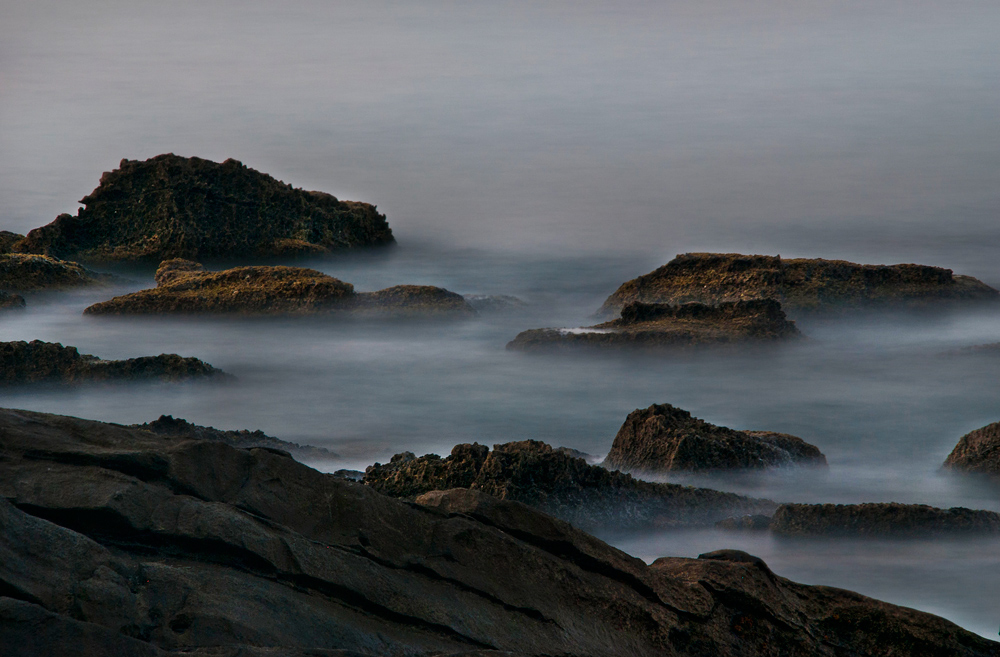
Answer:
[599,252,999,317]
[15,153,394,263]
[0,340,227,385]
[0,253,116,292]
[604,403,827,473]
[770,502,1000,537]
[943,421,1000,476]
[507,299,800,351]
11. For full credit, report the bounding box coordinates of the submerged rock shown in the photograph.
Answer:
[507,299,800,351]
[0,407,994,656]
[603,403,826,473]
[0,253,115,292]
[16,153,394,263]
[83,259,475,316]
[715,514,774,531]
[0,292,26,310]
[0,340,226,385]
[131,415,337,461]
[599,252,999,316]
[770,502,1000,537]
[943,421,1000,476]
[364,439,777,531]
[463,294,528,313]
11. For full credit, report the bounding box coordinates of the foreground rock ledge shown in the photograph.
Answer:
[0,408,995,656]
[15,153,394,262]
[599,252,999,316]
[604,403,827,473]
[507,299,800,351]
[0,340,227,385]
[84,259,475,316]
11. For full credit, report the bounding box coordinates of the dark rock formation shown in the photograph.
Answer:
[0,231,24,253]
[770,503,1000,537]
[943,421,1000,476]
[364,440,777,531]
[603,403,827,473]
[599,252,999,316]
[0,292,26,310]
[507,299,800,351]
[131,415,337,461]
[0,408,995,656]
[0,253,115,292]
[83,259,476,316]
[0,340,226,385]
[16,154,394,263]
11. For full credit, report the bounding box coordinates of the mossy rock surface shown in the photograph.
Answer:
[0,253,115,292]
[16,153,394,262]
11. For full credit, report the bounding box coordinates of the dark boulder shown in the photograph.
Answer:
[365,440,777,531]
[943,421,1000,476]
[603,403,827,473]
[770,502,1000,537]
[16,154,394,263]
[0,407,994,656]
[0,340,227,385]
[0,253,115,292]
[599,252,999,316]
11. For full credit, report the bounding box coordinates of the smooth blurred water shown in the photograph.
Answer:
[3,0,1000,641]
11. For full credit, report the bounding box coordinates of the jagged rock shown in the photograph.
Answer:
[0,231,24,253]
[131,415,337,461]
[507,299,800,351]
[943,421,1000,476]
[0,292,26,310]
[603,403,826,473]
[599,252,999,316]
[364,440,777,531]
[16,154,394,263]
[0,253,115,292]
[0,408,995,656]
[83,260,475,316]
[770,503,1000,537]
[0,340,227,385]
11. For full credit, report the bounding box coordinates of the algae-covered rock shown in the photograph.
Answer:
[0,253,115,292]
[16,154,394,262]
[943,421,1000,476]
[84,259,475,316]
[603,403,826,473]
[507,299,800,351]
[770,502,1000,537]
[599,252,999,316]
[0,340,226,385]
[365,439,777,531]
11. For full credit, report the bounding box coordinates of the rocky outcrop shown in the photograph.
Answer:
[599,253,999,316]
[603,403,826,473]
[131,415,337,461]
[0,231,24,253]
[364,440,777,531]
[0,340,226,385]
[507,299,800,351]
[84,259,475,316]
[0,253,115,292]
[943,421,1000,475]
[0,408,996,656]
[770,503,1000,537]
[0,292,26,310]
[16,154,394,263]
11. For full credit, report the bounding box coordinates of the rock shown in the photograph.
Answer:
[943,421,1000,476]
[0,340,227,385]
[463,294,528,312]
[0,292,26,310]
[365,440,777,531]
[0,231,24,253]
[507,299,800,351]
[715,514,773,531]
[83,260,476,316]
[0,408,995,656]
[599,252,999,316]
[0,253,115,292]
[131,415,337,461]
[603,403,827,473]
[16,154,394,263]
[770,503,1000,537]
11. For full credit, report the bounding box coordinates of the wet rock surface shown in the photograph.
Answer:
[0,340,227,385]
[84,259,475,316]
[944,421,1000,476]
[364,439,777,531]
[0,408,996,656]
[603,403,827,473]
[507,299,800,351]
[16,154,394,262]
[599,252,999,316]
[770,503,1000,537]
[0,253,116,292]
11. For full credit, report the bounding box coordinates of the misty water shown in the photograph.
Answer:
[3,0,1000,640]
